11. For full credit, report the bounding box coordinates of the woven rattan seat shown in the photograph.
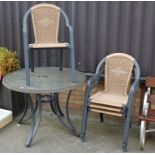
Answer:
[90,91,128,116]
[29,43,69,48]
[90,91,128,108]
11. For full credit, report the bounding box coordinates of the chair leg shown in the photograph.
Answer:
[100,113,104,123]
[23,45,30,86]
[81,83,90,142]
[69,28,76,83]
[130,121,132,128]
[80,105,89,142]
[29,48,34,72]
[59,49,63,71]
[122,110,132,152]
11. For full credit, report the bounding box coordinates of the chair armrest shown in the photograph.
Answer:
[23,9,31,42]
[60,9,73,46]
[60,9,70,28]
[84,75,98,104]
[86,75,99,90]
[127,61,140,108]
[84,57,107,100]
[129,79,139,95]
[87,57,107,89]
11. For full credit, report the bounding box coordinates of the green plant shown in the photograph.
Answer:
[0,47,21,78]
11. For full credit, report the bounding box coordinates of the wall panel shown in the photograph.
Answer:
[0,1,155,76]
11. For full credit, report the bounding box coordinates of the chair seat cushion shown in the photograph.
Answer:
[0,108,13,129]
[89,91,128,116]
[29,42,69,48]
[90,91,128,107]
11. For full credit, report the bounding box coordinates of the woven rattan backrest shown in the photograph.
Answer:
[31,3,60,44]
[104,53,134,95]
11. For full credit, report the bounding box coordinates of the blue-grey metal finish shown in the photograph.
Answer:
[17,94,29,123]
[54,93,64,117]
[59,49,63,71]
[61,9,76,83]
[23,9,31,86]
[17,91,80,146]
[65,90,79,135]
[122,60,140,152]
[80,57,140,152]
[23,4,76,86]
[53,90,80,136]
[80,57,107,140]
[25,94,42,147]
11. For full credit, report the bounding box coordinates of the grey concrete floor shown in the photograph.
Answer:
[0,111,155,153]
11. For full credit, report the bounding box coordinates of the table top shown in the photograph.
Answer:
[2,67,85,94]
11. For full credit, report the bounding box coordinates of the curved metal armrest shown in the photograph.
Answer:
[84,75,98,103]
[23,9,31,42]
[86,75,99,90]
[88,57,107,89]
[128,79,139,97]
[127,61,140,108]
[85,57,107,98]
[60,9,73,47]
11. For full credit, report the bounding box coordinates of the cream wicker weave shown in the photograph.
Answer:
[80,53,140,152]
[30,4,69,48]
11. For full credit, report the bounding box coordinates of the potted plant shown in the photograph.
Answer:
[0,47,21,81]
[0,47,25,117]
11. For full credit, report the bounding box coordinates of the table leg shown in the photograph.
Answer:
[49,94,64,117]
[16,94,38,123]
[17,93,29,123]
[54,90,80,137]
[54,93,64,117]
[50,99,57,115]
[25,94,42,147]
[59,49,63,71]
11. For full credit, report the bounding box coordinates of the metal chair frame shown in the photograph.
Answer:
[23,4,76,86]
[80,54,140,152]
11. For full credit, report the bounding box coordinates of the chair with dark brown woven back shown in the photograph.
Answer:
[139,76,155,150]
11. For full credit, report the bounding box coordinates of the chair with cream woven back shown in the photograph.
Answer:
[80,53,140,152]
[23,3,76,86]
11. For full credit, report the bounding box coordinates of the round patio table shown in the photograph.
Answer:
[2,67,85,147]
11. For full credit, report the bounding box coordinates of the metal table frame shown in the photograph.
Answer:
[18,91,79,147]
[2,67,85,147]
